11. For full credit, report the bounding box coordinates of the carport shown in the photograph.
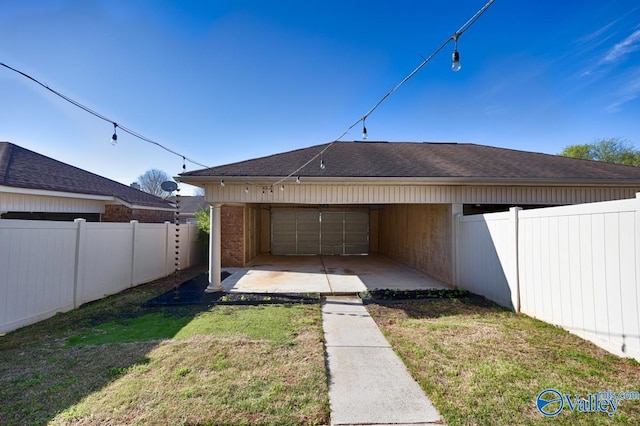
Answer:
[178,141,640,292]
[222,254,449,294]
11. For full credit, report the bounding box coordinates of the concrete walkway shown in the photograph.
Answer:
[322,295,442,425]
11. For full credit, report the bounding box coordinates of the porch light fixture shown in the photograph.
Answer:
[110,123,118,145]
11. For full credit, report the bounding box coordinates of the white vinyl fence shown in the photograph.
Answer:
[0,219,200,334]
[457,193,640,361]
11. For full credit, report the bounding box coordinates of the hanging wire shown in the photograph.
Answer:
[271,0,495,189]
[0,0,494,191]
[334,0,495,142]
[0,61,210,169]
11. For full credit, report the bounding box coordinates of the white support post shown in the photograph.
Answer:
[206,204,224,292]
[130,220,139,287]
[73,218,87,308]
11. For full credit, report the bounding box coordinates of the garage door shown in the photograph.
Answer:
[271,210,369,255]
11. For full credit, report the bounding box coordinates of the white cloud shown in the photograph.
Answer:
[603,29,640,63]
[606,67,640,112]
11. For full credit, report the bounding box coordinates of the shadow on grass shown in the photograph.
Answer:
[0,269,212,425]
[366,294,510,320]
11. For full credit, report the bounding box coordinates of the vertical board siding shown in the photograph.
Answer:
[458,195,640,360]
[0,221,199,333]
[208,183,640,205]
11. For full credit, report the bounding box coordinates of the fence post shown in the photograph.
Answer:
[73,218,87,308]
[451,204,463,286]
[130,220,139,287]
[510,207,522,313]
[164,221,172,277]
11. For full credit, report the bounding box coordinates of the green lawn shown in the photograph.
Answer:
[367,297,640,425]
[0,268,329,425]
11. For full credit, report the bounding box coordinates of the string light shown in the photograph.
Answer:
[451,33,461,72]
[220,179,225,187]
[280,184,285,191]
[110,123,118,145]
[296,176,301,184]
[245,185,249,193]
[0,0,494,193]
[0,61,211,170]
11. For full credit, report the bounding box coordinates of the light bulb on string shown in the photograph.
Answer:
[280,185,285,191]
[320,158,325,170]
[362,120,368,140]
[296,176,301,184]
[245,185,249,193]
[110,123,118,146]
[451,33,462,72]
[220,179,225,187]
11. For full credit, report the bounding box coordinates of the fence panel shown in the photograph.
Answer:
[457,210,517,309]
[77,223,135,305]
[457,194,640,361]
[0,219,200,334]
[0,220,77,333]
[133,223,170,285]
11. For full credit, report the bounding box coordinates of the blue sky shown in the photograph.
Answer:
[1,1,639,194]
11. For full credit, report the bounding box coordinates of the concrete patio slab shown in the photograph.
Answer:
[323,296,442,425]
[222,254,449,294]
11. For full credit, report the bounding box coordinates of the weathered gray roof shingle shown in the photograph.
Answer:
[0,142,172,208]
[181,141,640,182]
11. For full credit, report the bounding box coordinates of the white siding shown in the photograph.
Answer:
[0,192,105,213]
[205,183,640,205]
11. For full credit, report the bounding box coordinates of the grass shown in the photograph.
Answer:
[0,267,329,425]
[367,297,640,426]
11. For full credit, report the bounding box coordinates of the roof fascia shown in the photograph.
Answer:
[177,176,640,188]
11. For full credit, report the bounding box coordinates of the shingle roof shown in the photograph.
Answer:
[166,195,206,214]
[0,142,173,209]
[181,141,640,183]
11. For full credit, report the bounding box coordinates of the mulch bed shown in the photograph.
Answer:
[359,288,473,304]
[143,272,320,307]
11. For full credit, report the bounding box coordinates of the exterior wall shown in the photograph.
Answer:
[221,205,245,267]
[103,204,174,223]
[244,204,261,263]
[0,192,105,214]
[204,182,640,206]
[377,204,453,284]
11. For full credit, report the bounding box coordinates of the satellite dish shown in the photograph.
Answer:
[161,181,178,192]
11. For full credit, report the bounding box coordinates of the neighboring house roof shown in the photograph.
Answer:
[0,142,172,209]
[180,141,640,184]
[167,195,206,215]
